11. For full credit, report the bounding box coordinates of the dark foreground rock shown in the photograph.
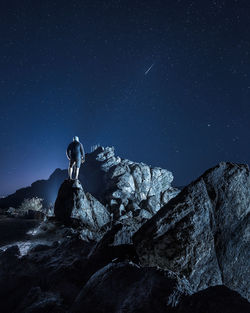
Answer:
[0,160,249,312]
[0,223,141,313]
[0,218,39,246]
[175,285,250,313]
[71,262,191,313]
[133,162,250,300]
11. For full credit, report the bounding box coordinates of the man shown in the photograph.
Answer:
[66,136,85,180]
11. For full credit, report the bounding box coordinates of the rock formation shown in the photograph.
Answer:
[0,150,249,312]
[51,146,179,244]
[133,162,250,300]
[96,146,179,214]
[71,262,191,313]
[54,179,111,240]
[0,146,179,216]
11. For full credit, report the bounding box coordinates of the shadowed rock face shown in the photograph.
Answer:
[54,179,111,240]
[133,162,250,300]
[71,262,191,313]
[175,285,250,313]
[0,226,139,313]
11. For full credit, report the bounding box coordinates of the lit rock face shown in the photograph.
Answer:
[96,146,179,216]
[133,162,250,300]
[54,179,111,240]
[91,146,180,244]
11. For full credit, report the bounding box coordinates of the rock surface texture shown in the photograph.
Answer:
[97,146,180,215]
[71,262,191,313]
[175,285,250,313]
[54,179,111,240]
[53,146,180,245]
[0,153,249,312]
[94,146,180,244]
[133,162,250,300]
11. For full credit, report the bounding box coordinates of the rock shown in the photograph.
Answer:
[133,162,250,300]
[15,287,65,313]
[53,180,79,223]
[111,221,141,245]
[175,285,250,313]
[146,194,161,214]
[161,187,180,204]
[0,229,94,313]
[71,261,191,313]
[1,157,249,312]
[91,146,179,217]
[6,207,45,220]
[0,222,141,313]
[54,180,111,240]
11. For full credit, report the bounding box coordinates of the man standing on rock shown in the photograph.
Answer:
[66,136,85,180]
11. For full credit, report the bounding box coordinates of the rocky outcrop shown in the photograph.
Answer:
[50,146,180,245]
[0,159,249,312]
[133,162,250,300]
[90,146,180,245]
[0,146,179,215]
[96,146,179,215]
[54,180,111,240]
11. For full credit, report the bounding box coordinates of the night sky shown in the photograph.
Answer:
[1,0,249,196]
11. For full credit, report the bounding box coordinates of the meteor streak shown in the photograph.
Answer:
[144,63,155,75]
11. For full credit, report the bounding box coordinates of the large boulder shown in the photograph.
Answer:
[133,162,250,300]
[54,180,111,240]
[175,285,250,313]
[71,261,192,313]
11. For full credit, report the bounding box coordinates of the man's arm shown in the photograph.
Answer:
[80,143,85,162]
[66,145,71,160]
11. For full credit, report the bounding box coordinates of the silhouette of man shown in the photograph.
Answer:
[66,136,85,180]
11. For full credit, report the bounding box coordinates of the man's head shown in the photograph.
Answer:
[73,136,79,142]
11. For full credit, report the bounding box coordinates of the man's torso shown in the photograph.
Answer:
[68,141,82,160]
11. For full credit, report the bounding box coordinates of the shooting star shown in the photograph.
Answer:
[144,63,155,75]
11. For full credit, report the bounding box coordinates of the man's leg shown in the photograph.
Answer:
[75,167,80,180]
[74,159,82,180]
[68,161,75,179]
[68,166,73,179]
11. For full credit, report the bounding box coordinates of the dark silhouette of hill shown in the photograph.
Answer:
[0,147,106,210]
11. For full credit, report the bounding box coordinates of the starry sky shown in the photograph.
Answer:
[0,0,249,196]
